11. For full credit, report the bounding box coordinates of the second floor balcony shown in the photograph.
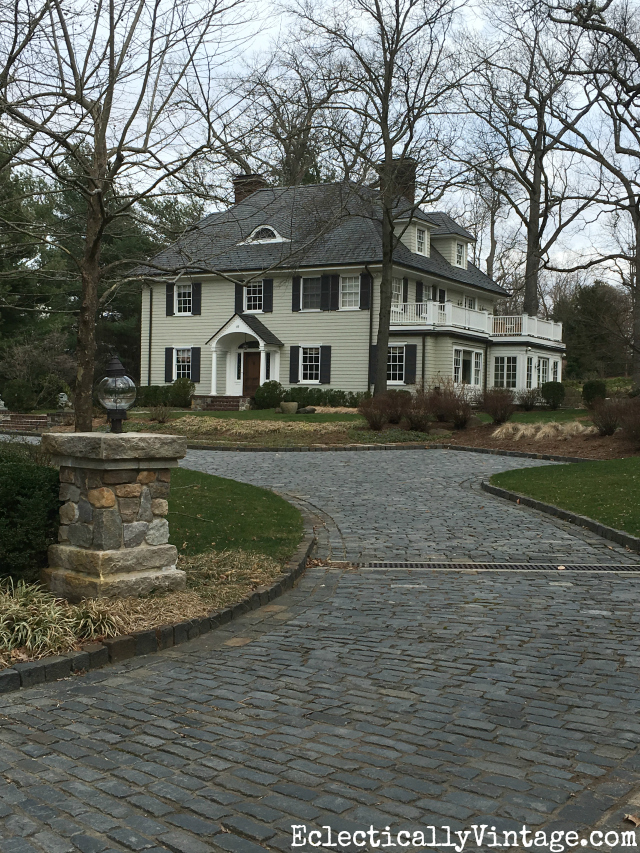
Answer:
[390,301,563,342]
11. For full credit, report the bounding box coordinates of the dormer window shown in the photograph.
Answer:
[416,228,425,254]
[239,225,288,246]
[456,242,465,267]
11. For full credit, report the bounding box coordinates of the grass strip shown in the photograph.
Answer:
[490,457,640,536]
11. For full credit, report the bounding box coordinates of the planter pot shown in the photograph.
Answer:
[280,402,299,414]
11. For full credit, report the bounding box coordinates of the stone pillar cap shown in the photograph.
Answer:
[42,432,187,462]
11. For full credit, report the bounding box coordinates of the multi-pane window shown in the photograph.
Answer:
[453,349,462,385]
[301,347,320,382]
[474,352,482,386]
[506,356,517,388]
[176,348,191,379]
[301,277,321,310]
[538,357,549,385]
[526,356,533,389]
[456,242,465,266]
[340,275,360,308]
[176,283,192,314]
[464,295,476,310]
[553,361,559,382]
[387,346,405,382]
[494,356,505,388]
[392,278,403,304]
[245,282,263,312]
[416,228,425,254]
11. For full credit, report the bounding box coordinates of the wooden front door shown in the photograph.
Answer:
[242,352,261,396]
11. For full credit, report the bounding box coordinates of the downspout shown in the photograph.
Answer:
[147,285,153,387]
[366,265,374,394]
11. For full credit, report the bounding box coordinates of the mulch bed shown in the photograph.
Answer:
[446,423,638,460]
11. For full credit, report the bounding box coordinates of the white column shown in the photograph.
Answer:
[211,348,217,395]
[259,344,267,386]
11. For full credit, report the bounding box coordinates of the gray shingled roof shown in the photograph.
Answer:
[142,182,508,297]
[206,313,283,347]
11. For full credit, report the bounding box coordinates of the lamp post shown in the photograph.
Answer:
[97,356,136,433]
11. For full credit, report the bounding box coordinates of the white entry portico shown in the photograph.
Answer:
[205,313,283,396]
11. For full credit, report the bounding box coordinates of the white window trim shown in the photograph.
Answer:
[174,346,193,381]
[339,274,360,310]
[387,343,406,385]
[175,283,193,316]
[456,242,466,268]
[238,225,290,245]
[299,343,323,384]
[244,280,264,314]
[452,348,483,387]
[416,227,426,255]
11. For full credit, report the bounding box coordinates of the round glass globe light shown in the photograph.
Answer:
[96,375,137,411]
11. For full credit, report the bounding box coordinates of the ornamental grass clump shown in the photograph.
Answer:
[0,580,76,655]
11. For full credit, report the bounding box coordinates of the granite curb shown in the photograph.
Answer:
[0,518,316,696]
[481,479,640,554]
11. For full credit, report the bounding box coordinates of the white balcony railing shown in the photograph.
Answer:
[390,302,563,342]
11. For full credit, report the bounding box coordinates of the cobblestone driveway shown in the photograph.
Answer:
[1,450,640,853]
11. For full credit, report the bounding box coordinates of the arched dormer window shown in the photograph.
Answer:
[239,225,288,245]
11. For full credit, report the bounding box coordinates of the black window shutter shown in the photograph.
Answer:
[415,280,423,303]
[165,348,174,383]
[320,274,331,311]
[368,344,378,385]
[289,346,300,383]
[166,283,174,316]
[402,277,409,303]
[359,272,371,310]
[235,283,244,314]
[292,276,301,312]
[320,346,331,384]
[330,275,340,311]
[405,345,417,384]
[192,282,201,315]
[262,279,273,312]
[191,347,201,383]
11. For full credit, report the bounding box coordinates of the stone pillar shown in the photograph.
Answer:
[41,433,187,601]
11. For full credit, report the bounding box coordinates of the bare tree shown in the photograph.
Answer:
[0,0,247,430]
[461,0,599,317]
[289,0,467,395]
[547,0,640,386]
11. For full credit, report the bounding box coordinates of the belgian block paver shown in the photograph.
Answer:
[1,449,640,853]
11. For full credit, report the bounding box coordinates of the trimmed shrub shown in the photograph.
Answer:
[170,377,195,407]
[384,390,412,424]
[620,398,640,446]
[2,379,37,412]
[283,387,366,408]
[591,398,625,437]
[254,381,285,409]
[482,388,515,424]
[515,388,540,411]
[582,379,607,409]
[358,396,388,431]
[0,459,59,581]
[540,381,565,410]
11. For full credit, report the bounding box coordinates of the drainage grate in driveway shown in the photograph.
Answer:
[357,561,640,572]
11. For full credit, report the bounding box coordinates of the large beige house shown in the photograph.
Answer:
[140,176,564,405]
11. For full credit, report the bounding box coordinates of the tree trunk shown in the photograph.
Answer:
[633,214,640,389]
[374,209,394,396]
[523,135,543,317]
[74,196,102,432]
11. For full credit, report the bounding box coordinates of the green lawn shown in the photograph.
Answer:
[168,467,303,559]
[490,457,640,536]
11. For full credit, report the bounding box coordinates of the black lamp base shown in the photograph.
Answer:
[107,409,128,434]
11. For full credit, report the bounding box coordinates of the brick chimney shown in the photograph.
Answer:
[232,173,268,204]
[376,157,417,204]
